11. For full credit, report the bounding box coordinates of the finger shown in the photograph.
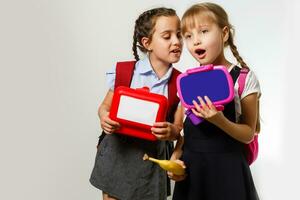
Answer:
[192,100,201,112]
[103,117,121,131]
[174,160,186,168]
[106,118,120,128]
[167,171,177,179]
[151,127,166,135]
[103,114,120,126]
[168,173,187,181]
[152,133,167,140]
[191,108,204,118]
[197,96,208,110]
[167,172,175,180]
[102,121,113,130]
[204,96,214,109]
[152,133,166,140]
[152,122,168,128]
[167,171,173,177]
[103,127,113,134]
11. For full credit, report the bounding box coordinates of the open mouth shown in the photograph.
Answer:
[195,49,206,56]
[171,49,181,54]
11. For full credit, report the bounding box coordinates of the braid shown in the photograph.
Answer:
[181,2,260,132]
[227,32,248,69]
[132,29,139,61]
[182,3,249,69]
[132,7,176,60]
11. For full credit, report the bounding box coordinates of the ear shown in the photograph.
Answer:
[141,37,152,51]
[222,26,229,43]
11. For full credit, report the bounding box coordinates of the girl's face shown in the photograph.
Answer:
[144,16,182,66]
[183,16,228,66]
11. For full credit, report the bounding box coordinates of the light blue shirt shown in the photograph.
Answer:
[106,56,174,98]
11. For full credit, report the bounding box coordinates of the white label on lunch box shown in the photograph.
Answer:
[117,96,159,126]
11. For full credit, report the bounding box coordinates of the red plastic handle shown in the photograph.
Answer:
[136,86,150,92]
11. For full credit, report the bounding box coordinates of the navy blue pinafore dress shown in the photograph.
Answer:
[173,66,259,200]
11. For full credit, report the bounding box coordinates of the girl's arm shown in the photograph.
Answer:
[171,134,184,159]
[151,105,184,141]
[168,135,187,181]
[192,93,258,144]
[98,89,120,134]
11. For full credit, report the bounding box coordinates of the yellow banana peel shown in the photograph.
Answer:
[143,154,185,175]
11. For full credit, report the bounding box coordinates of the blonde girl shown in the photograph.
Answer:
[169,3,260,200]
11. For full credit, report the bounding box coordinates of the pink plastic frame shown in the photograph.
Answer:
[176,64,234,109]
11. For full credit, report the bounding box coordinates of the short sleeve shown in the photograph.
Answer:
[241,70,261,99]
[106,65,116,91]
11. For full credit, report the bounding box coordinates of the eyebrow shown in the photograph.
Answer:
[160,29,181,34]
[197,23,211,28]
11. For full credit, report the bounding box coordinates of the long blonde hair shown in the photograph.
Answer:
[182,2,260,132]
[182,2,248,68]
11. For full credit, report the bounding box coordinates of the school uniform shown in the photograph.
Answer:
[90,56,179,200]
[173,65,261,200]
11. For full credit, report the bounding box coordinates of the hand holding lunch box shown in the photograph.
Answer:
[177,64,234,125]
[109,86,168,141]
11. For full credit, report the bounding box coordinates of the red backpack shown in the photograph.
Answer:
[238,68,259,165]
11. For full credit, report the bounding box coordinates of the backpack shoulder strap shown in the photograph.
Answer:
[167,68,181,123]
[115,61,136,89]
[165,67,181,196]
[238,68,249,96]
[168,68,180,107]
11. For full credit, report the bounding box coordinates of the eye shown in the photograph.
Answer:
[184,34,192,39]
[177,32,182,39]
[162,34,171,40]
[161,32,171,40]
[201,30,208,34]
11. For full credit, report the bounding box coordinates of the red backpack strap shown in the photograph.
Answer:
[165,67,181,196]
[114,61,136,89]
[238,68,249,97]
[167,68,181,123]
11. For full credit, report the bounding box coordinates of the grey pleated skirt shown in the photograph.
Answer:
[90,134,167,200]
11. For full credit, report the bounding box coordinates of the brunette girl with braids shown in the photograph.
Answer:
[89,7,183,200]
[168,3,261,200]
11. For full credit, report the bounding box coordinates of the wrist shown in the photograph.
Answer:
[99,109,109,119]
[171,124,181,141]
[208,111,224,125]
[171,148,182,160]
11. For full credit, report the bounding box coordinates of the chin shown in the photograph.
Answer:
[197,58,212,66]
[200,61,209,65]
[170,57,180,64]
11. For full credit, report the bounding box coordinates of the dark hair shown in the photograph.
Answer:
[132,7,177,61]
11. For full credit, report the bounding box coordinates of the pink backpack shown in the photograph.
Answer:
[238,68,259,165]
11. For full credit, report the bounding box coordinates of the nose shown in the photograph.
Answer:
[193,36,201,46]
[173,36,182,47]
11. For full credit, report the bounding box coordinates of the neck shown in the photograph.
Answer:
[211,52,232,69]
[149,54,170,79]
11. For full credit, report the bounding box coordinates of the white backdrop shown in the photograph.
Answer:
[0,0,299,199]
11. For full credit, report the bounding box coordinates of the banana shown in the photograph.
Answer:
[143,154,185,175]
